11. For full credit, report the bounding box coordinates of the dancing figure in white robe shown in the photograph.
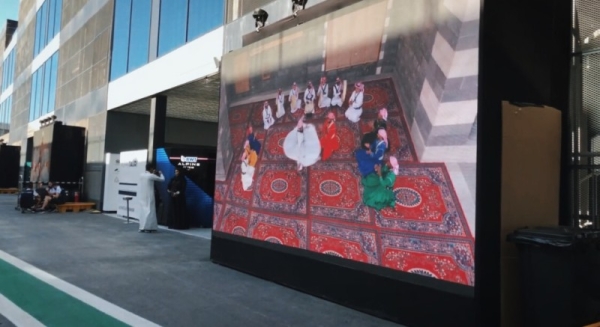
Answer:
[289,83,302,113]
[283,118,322,171]
[304,82,316,116]
[345,82,365,123]
[331,78,344,107]
[138,166,165,232]
[276,89,285,118]
[262,101,275,130]
[317,77,331,108]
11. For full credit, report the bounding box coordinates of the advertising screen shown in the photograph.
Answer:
[214,0,479,286]
[155,147,217,227]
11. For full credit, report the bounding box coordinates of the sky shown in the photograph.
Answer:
[0,0,19,27]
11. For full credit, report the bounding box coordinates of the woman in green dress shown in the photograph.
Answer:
[362,156,399,211]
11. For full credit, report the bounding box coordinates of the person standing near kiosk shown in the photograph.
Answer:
[138,164,165,233]
[167,168,189,230]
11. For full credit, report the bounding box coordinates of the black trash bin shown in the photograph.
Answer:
[507,227,600,327]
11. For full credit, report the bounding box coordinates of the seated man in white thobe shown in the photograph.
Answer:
[331,78,344,108]
[262,101,275,130]
[345,82,365,123]
[138,164,165,233]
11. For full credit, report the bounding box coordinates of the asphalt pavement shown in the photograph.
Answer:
[0,195,402,327]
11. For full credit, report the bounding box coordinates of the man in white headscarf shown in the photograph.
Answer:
[138,163,165,233]
[275,88,285,118]
[345,82,365,123]
[304,81,316,117]
[331,77,344,108]
[289,82,302,113]
[317,76,331,109]
[262,101,275,130]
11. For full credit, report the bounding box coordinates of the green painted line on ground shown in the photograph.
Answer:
[0,259,129,327]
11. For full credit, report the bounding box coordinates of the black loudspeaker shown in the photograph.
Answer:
[0,144,20,188]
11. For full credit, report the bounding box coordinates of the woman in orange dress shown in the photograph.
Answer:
[320,112,340,161]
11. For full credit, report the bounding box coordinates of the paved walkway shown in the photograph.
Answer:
[0,195,401,327]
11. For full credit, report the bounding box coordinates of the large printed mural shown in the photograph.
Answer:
[31,125,54,183]
[214,0,479,286]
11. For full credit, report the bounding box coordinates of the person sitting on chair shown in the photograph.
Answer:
[39,181,63,211]
[33,182,47,208]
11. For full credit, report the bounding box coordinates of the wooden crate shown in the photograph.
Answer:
[57,202,95,213]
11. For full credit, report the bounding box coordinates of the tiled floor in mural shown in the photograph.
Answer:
[214,78,475,286]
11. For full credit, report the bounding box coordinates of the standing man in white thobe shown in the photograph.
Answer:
[138,163,165,233]
[289,82,302,113]
[262,101,275,130]
[317,77,331,109]
[275,88,285,118]
[303,82,316,117]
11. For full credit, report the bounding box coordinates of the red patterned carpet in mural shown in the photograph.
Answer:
[215,78,475,286]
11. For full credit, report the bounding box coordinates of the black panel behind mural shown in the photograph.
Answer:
[31,123,86,186]
[51,124,86,184]
[0,145,21,188]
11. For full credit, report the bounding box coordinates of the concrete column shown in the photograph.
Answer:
[148,0,161,62]
[148,95,167,163]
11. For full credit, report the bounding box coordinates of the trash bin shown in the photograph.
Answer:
[507,227,600,327]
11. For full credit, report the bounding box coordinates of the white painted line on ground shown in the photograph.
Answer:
[0,250,162,327]
[0,293,45,327]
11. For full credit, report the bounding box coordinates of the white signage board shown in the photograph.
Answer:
[102,153,121,212]
[116,149,148,219]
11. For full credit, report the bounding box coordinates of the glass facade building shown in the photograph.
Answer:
[34,0,63,57]
[29,52,59,122]
[1,49,16,92]
[110,0,224,81]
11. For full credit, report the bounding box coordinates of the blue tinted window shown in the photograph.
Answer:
[41,2,49,45]
[48,53,58,113]
[110,0,132,81]
[34,10,42,56]
[5,51,13,89]
[127,0,152,72]
[48,0,57,38]
[30,73,38,121]
[35,68,44,119]
[54,0,62,35]
[42,59,52,114]
[8,96,12,125]
[34,0,63,58]
[158,0,188,56]
[187,0,223,41]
